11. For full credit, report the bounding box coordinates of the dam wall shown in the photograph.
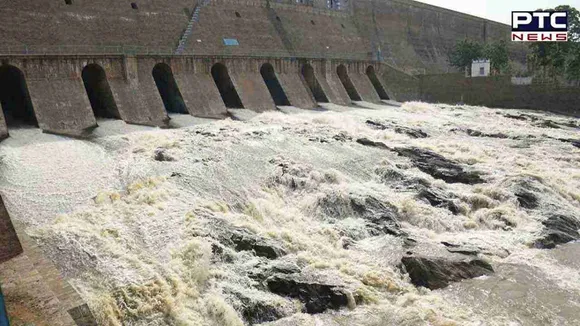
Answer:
[419,74,580,118]
[0,0,523,73]
[352,0,526,74]
[0,54,396,137]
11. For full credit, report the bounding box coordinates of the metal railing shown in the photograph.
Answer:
[0,45,375,61]
[0,45,174,56]
[0,45,425,76]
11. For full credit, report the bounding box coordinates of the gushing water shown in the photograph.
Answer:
[0,102,578,325]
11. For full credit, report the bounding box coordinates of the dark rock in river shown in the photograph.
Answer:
[503,176,545,210]
[499,113,569,129]
[266,275,349,313]
[441,242,480,256]
[556,138,580,149]
[441,241,510,258]
[333,131,352,142]
[350,196,399,225]
[229,228,287,259]
[366,120,429,138]
[317,193,404,237]
[392,147,484,184]
[401,255,494,290]
[515,190,539,210]
[534,120,561,129]
[249,260,302,284]
[226,288,291,325]
[241,299,286,325]
[356,138,484,184]
[500,113,531,121]
[204,220,287,259]
[451,127,509,139]
[416,187,461,215]
[535,214,580,249]
[350,196,406,236]
[356,138,390,150]
[153,148,176,161]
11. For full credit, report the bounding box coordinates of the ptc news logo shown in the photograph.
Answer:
[512,11,568,42]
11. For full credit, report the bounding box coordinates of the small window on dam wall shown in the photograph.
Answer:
[131,2,138,9]
[82,64,121,119]
[0,65,38,128]
[260,63,290,106]
[301,64,328,103]
[65,0,72,5]
[211,63,243,109]
[235,11,241,18]
[366,65,390,100]
[152,63,188,114]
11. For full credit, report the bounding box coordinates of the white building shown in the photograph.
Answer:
[471,59,490,77]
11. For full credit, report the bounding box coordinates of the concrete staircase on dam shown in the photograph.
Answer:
[175,0,210,55]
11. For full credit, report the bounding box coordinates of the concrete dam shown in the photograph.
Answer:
[0,0,524,138]
[0,55,393,138]
[1,1,580,326]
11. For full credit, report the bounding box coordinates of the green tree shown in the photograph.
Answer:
[448,39,484,75]
[484,41,509,74]
[528,5,580,82]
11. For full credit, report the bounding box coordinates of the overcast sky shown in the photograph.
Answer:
[414,0,580,25]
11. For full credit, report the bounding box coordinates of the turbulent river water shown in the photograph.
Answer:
[0,102,579,326]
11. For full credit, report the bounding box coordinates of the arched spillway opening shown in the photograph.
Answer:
[337,64,362,101]
[211,63,243,109]
[260,63,290,106]
[0,65,38,127]
[82,64,121,119]
[366,65,390,100]
[152,63,188,114]
[301,64,329,103]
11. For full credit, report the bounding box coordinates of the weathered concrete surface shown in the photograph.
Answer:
[0,195,97,325]
[264,60,318,109]
[0,196,21,264]
[159,58,228,119]
[27,78,97,137]
[350,72,381,102]
[1,57,98,136]
[1,0,524,74]
[184,72,229,118]
[0,254,77,326]
[185,2,291,57]
[347,63,382,102]
[132,57,174,126]
[102,56,169,127]
[232,72,277,112]
[230,60,277,112]
[352,0,526,74]
[0,110,8,141]
[300,60,340,104]
[0,0,195,49]
[0,55,414,140]
[420,74,580,118]
[277,72,318,109]
[270,4,369,60]
[326,62,353,105]
[378,63,420,102]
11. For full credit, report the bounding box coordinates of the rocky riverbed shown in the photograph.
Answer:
[1,101,579,325]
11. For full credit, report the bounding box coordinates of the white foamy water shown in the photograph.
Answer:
[0,102,578,326]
